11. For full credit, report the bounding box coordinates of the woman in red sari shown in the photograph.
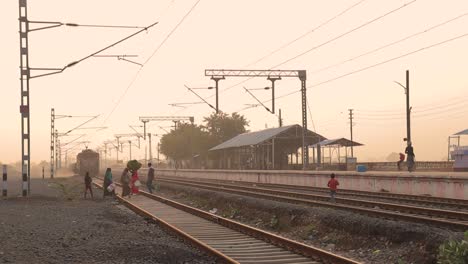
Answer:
[130,170,140,194]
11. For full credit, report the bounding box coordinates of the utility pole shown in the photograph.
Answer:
[157,142,160,163]
[211,76,225,113]
[405,70,411,146]
[16,2,157,195]
[128,141,132,160]
[148,133,152,163]
[50,109,55,178]
[278,109,283,127]
[267,77,281,114]
[55,129,59,172]
[349,109,354,158]
[116,136,121,163]
[394,70,412,147]
[19,0,30,196]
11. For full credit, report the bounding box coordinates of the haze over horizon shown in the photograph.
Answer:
[1,0,468,164]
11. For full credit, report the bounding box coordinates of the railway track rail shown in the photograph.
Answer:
[156,177,468,231]
[93,179,360,264]
[229,180,468,210]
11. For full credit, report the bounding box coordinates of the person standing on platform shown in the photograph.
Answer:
[327,173,339,203]
[146,163,155,194]
[103,168,115,197]
[84,172,93,199]
[405,142,415,172]
[397,153,405,171]
[120,168,131,198]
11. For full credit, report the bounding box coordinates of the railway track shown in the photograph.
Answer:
[234,180,468,210]
[156,176,468,231]
[93,178,360,264]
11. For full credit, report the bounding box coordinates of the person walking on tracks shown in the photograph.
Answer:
[130,170,141,195]
[405,142,415,172]
[84,172,93,199]
[103,168,115,197]
[146,163,155,194]
[397,153,405,171]
[120,168,131,198]
[327,173,339,203]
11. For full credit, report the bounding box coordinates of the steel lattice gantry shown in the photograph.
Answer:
[139,116,194,139]
[205,69,309,169]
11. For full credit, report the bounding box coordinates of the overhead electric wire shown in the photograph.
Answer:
[144,0,202,65]
[270,0,417,69]
[246,0,367,67]
[306,98,316,132]
[310,11,468,75]
[308,32,468,89]
[193,0,417,115]
[241,31,468,111]
[103,0,202,124]
[355,94,468,115]
[196,0,371,102]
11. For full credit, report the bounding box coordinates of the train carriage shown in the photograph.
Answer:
[76,149,100,177]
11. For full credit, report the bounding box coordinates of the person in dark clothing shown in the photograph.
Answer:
[84,172,93,199]
[397,153,405,171]
[405,143,415,172]
[147,163,155,194]
[103,168,115,197]
[120,168,131,198]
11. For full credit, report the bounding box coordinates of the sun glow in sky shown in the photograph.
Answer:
[1,0,468,165]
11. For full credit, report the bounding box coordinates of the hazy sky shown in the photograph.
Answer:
[1,0,468,164]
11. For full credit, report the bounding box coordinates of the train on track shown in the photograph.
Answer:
[75,149,100,177]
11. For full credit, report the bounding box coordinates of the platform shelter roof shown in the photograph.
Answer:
[309,138,363,148]
[454,129,468,136]
[210,124,325,151]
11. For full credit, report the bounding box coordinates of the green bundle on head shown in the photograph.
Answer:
[127,160,142,173]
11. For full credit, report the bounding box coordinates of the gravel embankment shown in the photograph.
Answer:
[0,177,215,264]
[156,181,463,264]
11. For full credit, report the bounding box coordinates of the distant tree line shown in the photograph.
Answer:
[159,112,249,165]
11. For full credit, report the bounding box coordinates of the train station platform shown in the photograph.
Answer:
[151,169,468,200]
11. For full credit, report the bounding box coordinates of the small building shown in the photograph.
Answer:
[310,138,363,170]
[209,124,325,170]
[451,129,468,171]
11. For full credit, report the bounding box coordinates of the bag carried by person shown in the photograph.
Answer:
[107,183,115,192]
[134,180,141,187]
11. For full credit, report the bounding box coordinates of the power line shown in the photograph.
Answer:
[308,32,468,89]
[144,0,202,65]
[192,0,371,103]
[310,11,468,75]
[242,32,468,112]
[355,96,468,117]
[103,0,202,124]
[270,0,418,69]
[245,0,367,67]
[197,0,417,114]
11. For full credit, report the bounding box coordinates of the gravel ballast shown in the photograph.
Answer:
[155,181,463,264]
[0,177,215,264]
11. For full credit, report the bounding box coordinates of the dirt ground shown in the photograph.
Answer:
[155,181,464,264]
[0,176,215,264]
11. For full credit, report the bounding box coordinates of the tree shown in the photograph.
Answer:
[160,123,215,162]
[386,152,400,162]
[203,112,249,144]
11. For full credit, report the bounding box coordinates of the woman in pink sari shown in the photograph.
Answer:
[131,170,140,194]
